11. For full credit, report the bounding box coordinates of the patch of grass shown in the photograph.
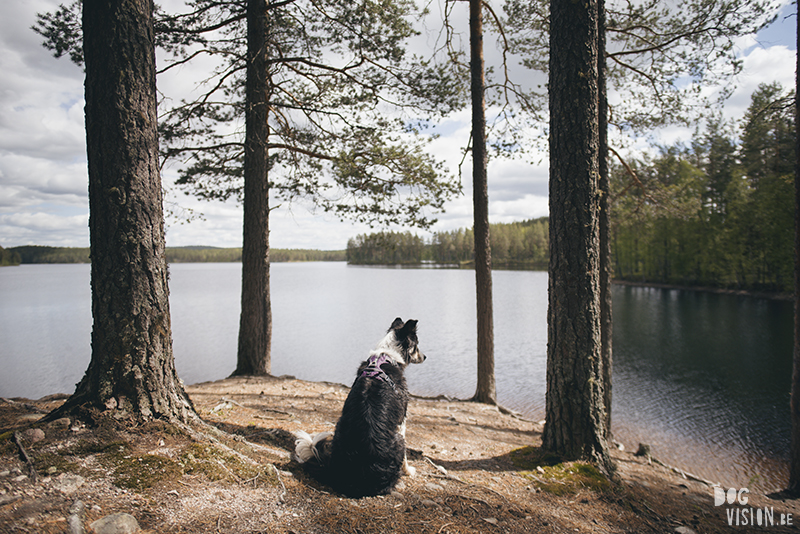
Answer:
[510,446,611,496]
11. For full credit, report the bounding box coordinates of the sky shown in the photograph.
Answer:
[0,0,796,250]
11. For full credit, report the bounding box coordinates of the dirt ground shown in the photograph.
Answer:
[1,375,799,533]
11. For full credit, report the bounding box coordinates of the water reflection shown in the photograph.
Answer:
[612,285,792,490]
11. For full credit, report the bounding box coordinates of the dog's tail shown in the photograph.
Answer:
[293,430,333,465]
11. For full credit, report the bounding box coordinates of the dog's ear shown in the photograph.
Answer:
[399,319,418,336]
[389,317,404,331]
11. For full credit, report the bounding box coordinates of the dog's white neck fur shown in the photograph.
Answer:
[370,330,406,367]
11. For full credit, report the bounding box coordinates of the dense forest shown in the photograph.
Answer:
[2,245,345,264]
[0,245,21,266]
[347,83,795,294]
[611,82,794,293]
[346,218,549,268]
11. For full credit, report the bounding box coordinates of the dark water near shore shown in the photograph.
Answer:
[0,262,792,491]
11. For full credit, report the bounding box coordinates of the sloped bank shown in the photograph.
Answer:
[0,375,797,533]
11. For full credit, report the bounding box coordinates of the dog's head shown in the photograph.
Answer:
[379,317,426,366]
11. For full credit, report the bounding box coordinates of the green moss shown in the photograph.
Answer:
[510,446,611,496]
[110,453,182,491]
[79,440,180,491]
[32,452,80,475]
[509,446,563,471]
[179,443,276,486]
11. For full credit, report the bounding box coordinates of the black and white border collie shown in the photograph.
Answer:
[293,318,426,497]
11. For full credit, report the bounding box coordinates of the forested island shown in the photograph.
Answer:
[346,218,549,270]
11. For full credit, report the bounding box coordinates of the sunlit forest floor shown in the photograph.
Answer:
[1,375,797,533]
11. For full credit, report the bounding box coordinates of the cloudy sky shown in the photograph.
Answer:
[0,0,796,250]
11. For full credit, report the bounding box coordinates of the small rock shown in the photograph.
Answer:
[47,466,58,475]
[0,470,9,477]
[22,428,45,443]
[68,514,84,534]
[52,474,85,495]
[635,443,651,457]
[425,482,444,492]
[674,527,697,534]
[483,517,499,525]
[90,513,140,534]
[69,500,86,515]
[12,475,27,483]
[421,499,438,508]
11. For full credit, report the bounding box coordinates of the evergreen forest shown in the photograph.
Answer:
[348,83,795,294]
[3,245,345,264]
[346,218,549,269]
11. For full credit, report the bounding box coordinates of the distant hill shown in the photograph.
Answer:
[5,245,345,264]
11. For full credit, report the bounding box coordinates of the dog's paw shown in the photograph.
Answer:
[403,462,416,477]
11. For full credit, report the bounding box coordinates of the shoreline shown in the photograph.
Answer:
[612,278,793,301]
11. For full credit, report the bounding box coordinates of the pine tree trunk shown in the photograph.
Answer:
[788,0,800,493]
[543,0,612,469]
[598,0,613,439]
[233,0,272,376]
[49,0,194,423]
[469,0,496,405]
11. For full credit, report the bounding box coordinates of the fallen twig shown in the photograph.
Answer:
[13,431,38,483]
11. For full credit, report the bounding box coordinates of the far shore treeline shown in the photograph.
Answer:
[0,245,346,265]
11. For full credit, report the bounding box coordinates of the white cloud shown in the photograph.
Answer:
[721,45,796,122]
[0,0,795,250]
[0,211,88,247]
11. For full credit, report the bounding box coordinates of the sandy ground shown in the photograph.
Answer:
[1,374,798,533]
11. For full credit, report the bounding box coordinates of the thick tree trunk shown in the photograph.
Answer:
[789,0,800,493]
[49,0,194,423]
[469,0,496,405]
[233,0,272,376]
[598,0,613,439]
[543,0,612,470]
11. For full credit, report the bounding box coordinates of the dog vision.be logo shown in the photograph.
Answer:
[713,486,792,527]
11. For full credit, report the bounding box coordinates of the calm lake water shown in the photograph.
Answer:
[0,262,792,491]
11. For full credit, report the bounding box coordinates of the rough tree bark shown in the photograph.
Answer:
[49,0,195,423]
[469,0,496,405]
[233,0,272,377]
[789,0,800,493]
[543,0,612,470]
[598,0,613,439]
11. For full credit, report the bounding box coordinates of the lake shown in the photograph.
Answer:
[0,262,792,491]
